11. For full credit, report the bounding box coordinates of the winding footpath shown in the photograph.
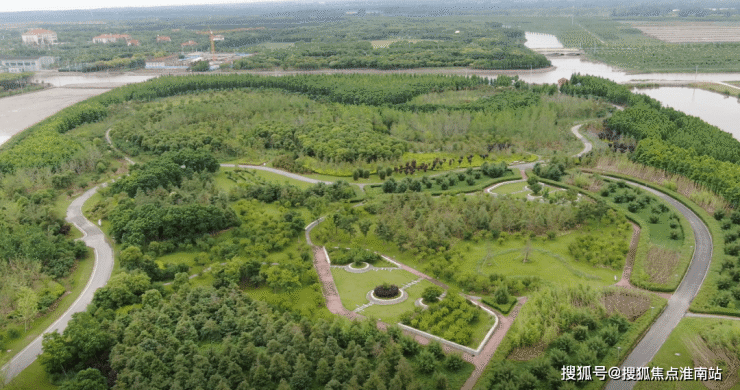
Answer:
[2,185,114,384]
[1,111,716,390]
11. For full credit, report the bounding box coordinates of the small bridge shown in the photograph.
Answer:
[531,48,585,56]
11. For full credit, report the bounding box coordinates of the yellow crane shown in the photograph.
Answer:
[208,28,224,61]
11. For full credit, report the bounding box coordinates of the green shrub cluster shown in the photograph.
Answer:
[401,294,482,346]
[328,248,382,266]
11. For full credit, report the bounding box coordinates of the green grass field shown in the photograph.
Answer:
[362,279,436,324]
[5,359,58,390]
[331,267,418,310]
[635,317,740,390]
[317,216,629,294]
[471,232,624,289]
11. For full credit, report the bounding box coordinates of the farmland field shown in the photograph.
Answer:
[629,22,740,43]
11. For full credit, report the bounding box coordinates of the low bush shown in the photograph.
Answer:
[374,283,400,298]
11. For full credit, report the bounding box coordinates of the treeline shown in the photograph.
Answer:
[369,192,608,251]
[231,180,356,205]
[110,202,238,246]
[40,284,470,390]
[563,74,740,207]
[233,38,549,71]
[96,73,488,107]
[607,104,740,165]
[0,72,33,90]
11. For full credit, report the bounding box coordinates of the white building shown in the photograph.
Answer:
[21,29,57,45]
[0,56,55,73]
[92,34,132,44]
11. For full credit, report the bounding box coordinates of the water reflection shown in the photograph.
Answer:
[636,87,740,138]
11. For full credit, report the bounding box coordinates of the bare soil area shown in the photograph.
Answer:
[630,22,740,43]
[508,341,546,361]
[603,290,651,321]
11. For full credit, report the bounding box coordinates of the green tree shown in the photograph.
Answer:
[421,286,443,304]
[59,368,107,390]
[290,354,312,389]
[16,286,39,331]
[332,354,351,383]
[358,220,372,238]
[417,349,436,374]
[362,372,387,390]
[316,358,332,385]
[39,332,72,374]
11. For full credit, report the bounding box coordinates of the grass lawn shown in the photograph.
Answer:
[319,220,628,293]
[362,279,436,324]
[471,232,623,289]
[5,359,57,390]
[215,166,316,190]
[635,317,740,390]
[601,178,686,250]
[331,268,418,310]
[469,309,497,348]
[595,176,695,291]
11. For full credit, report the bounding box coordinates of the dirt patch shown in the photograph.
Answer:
[602,290,651,321]
[508,341,546,361]
[685,335,739,390]
[645,246,681,285]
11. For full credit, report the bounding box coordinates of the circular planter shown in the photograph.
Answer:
[367,289,408,305]
[348,262,370,270]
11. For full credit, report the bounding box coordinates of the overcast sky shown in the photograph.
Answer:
[1,0,275,13]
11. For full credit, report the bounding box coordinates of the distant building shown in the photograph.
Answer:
[127,39,140,47]
[156,35,171,43]
[145,54,190,69]
[181,40,198,48]
[92,34,132,44]
[22,29,57,45]
[0,56,55,73]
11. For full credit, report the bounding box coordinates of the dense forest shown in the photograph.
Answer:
[40,284,471,390]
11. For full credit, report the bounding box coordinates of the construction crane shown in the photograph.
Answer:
[208,28,224,61]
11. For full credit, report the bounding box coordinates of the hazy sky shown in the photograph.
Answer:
[2,0,269,13]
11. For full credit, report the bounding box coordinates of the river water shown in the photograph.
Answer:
[522,32,740,136]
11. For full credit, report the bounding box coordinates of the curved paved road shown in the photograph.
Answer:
[221,163,332,185]
[605,181,713,390]
[1,185,114,384]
